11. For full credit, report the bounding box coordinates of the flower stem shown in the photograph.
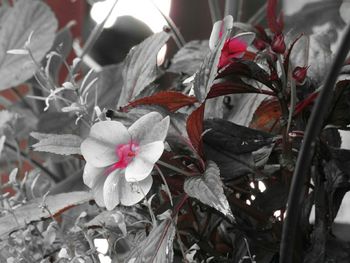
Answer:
[156,160,195,177]
[279,21,350,263]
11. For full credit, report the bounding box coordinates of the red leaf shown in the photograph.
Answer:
[267,0,284,34]
[186,104,205,158]
[250,98,281,133]
[121,91,197,112]
[207,81,274,99]
[294,92,318,116]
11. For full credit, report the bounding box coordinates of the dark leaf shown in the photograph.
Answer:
[326,80,350,128]
[0,191,92,237]
[186,104,205,158]
[168,40,210,75]
[122,91,197,112]
[204,119,273,154]
[207,80,273,99]
[117,32,170,107]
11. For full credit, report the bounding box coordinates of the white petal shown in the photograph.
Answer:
[83,163,104,188]
[103,170,122,210]
[128,112,170,146]
[125,141,164,182]
[92,174,108,208]
[120,176,153,206]
[209,15,234,50]
[81,121,130,167]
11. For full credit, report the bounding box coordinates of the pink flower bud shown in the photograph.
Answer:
[292,66,309,84]
[271,33,286,54]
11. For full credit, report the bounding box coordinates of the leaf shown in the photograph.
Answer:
[194,16,233,102]
[0,0,58,91]
[126,217,176,263]
[184,161,235,222]
[250,97,281,133]
[186,104,205,158]
[168,40,210,75]
[31,132,82,155]
[117,32,170,107]
[122,91,197,112]
[0,191,92,237]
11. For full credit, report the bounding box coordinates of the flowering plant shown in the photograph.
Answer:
[1,0,350,262]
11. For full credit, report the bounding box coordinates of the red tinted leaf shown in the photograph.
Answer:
[250,98,281,133]
[267,0,284,34]
[294,92,318,116]
[207,81,274,99]
[121,91,197,112]
[186,104,205,158]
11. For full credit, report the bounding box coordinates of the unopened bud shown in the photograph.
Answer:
[271,33,286,54]
[292,66,309,84]
[253,39,267,51]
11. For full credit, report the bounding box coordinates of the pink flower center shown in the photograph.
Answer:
[105,141,139,174]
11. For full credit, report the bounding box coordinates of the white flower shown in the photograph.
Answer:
[81,112,170,210]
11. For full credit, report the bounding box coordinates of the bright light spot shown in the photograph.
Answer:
[90,0,171,32]
[274,210,281,218]
[157,44,167,66]
[94,239,111,263]
[246,199,251,206]
[258,181,266,192]
[249,182,255,189]
[251,195,255,201]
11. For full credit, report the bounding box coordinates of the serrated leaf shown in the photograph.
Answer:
[0,0,58,91]
[0,191,92,237]
[184,161,235,222]
[168,40,210,75]
[126,217,176,263]
[117,32,170,107]
[31,132,82,155]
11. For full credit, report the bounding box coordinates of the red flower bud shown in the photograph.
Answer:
[253,39,267,51]
[271,33,286,54]
[292,66,309,84]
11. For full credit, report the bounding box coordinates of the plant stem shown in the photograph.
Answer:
[224,0,238,19]
[5,142,59,183]
[208,0,222,23]
[156,160,195,177]
[279,22,350,263]
[247,3,267,24]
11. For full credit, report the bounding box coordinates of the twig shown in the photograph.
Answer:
[208,0,222,24]
[149,0,185,48]
[4,142,60,183]
[279,22,350,263]
[247,3,267,25]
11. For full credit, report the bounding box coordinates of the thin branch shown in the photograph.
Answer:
[279,22,350,263]
[247,3,267,25]
[208,0,222,24]
[4,142,60,183]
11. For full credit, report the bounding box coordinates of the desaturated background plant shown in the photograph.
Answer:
[1,0,350,262]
